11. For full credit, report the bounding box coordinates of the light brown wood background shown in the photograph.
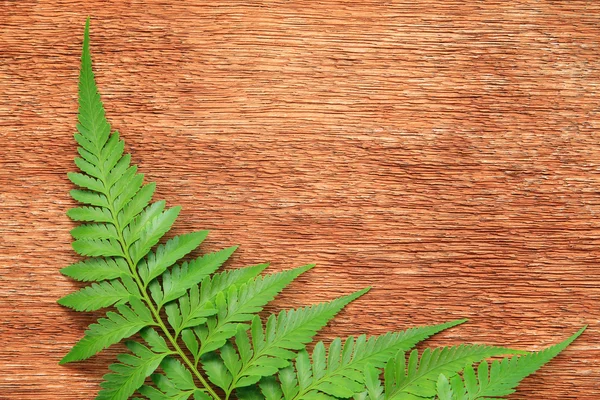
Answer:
[1,1,599,398]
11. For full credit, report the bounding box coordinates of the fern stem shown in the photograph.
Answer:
[101,179,221,400]
[144,293,221,400]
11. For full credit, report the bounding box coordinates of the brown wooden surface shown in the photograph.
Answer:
[1,1,600,398]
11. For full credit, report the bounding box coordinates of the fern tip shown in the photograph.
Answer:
[59,353,75,365]
[353,286,371,297]
[566,325,587,343]
[297,263,316,273]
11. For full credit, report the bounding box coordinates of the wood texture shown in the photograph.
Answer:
[1,1,599,398]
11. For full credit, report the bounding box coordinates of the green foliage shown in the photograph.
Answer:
[366,345,524,400]
[264,320,468,400]
[59,18,585,400]
[433,327,586,400]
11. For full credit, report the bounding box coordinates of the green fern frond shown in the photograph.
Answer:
[137,334,207,399]
[59,18,585,400]
[382,345,524,399]
[353,364,384,400]
[140,373,208,400]
[157,246,239,307]
[58,277,139,311]
[96,341,170,400]
[193,265,315,356]
[60,297,155,364]
[60,257,129,282]
[271,320,467,400]
[67,205,114,223]
[137,230,209,285]
[209,288,371,396]
[154,263,271,341]
[128,206,181,266]
[434,327,586,400]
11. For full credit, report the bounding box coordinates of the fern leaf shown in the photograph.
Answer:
[68,171,105,192]
[227,288,371,393]
[138,356,206,399]
[203,350,234,392]
[99,131,125,172]
[195,265,314,356]
[435,327,586,399]
[105,153,132,187]
[57,278,139,311]
[71,222,119,240]
[138,385,192,400]
[123,201,166,245]
[70,189,109,208]
[353,364,384,400]
[74,156,103,178]
[96,340,169,400]
[383,345,524,399]
[67,205,113,223]
[111,169,143,212]
[162,357,198,391]
[137,231,209,285]
[60,257,129,282]
[158,245,238,307]
[197,263,270,304]
[76,19,110,151]
[279,319,466,400]
[160,263,270,337]
[60,298,155,364]
[119,182,156,227]
[165,284,218,335]
[72,238,124,258]
[435,374,457,400]
[139,376,206,400]
[259,376,283,400]
[61,19,586,400]
[141,327,172,353]
[128,206,181,265]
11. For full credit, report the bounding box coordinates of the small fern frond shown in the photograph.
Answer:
[72,237,124,258]
[139,356,207,399]
[60,257,129,282]
[209,288,370,396]
[95,328,173,400]
[382,345,524,399]
[193,265,315,356]
[353,364,384,400]
[67,205,114,223]
[60,297,155,364]
[58,277,139,311]
[137,230,209,285]
[154,263,270,340]
[434,326,586,400]
[71,222,120,240]
[156,245,239,308]
[273,319,467,400]
[96,341,170,400]
[140,371,209,400]
[128,206,181,266]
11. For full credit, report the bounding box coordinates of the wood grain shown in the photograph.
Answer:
[1,1,599,398]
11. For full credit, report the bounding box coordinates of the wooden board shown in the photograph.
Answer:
[1,1,599,398]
